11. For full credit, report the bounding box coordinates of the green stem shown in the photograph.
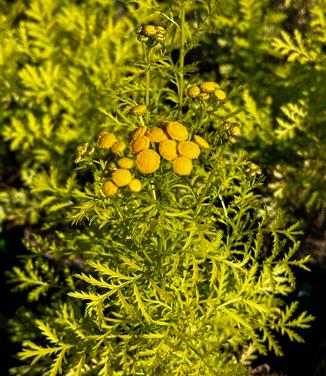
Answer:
[178,2,186,118]
[144,45,151,123]
[194,149,223,218]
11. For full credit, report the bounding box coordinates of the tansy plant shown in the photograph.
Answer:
[7,1,313,375]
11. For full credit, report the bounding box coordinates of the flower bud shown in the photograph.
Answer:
[187,85,201,98]
[198,92,210,101]
[229,123,241,137]
[131,104,147,116]
[76,142,89,155]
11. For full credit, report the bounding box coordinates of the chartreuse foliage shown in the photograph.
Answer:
[0,0,141,229]
[6,1,313,375]
[203,0,326,219]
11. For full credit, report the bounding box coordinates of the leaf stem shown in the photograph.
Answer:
[144,45,152,123]
[178,2,186,118]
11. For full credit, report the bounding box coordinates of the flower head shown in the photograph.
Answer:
[128,178,143,192]
[136,149,160,174]
[143,25,157,37]
[214,89,226,101]
[172,157,193,176]
[159,139,178,161]
[102,180,118,197]
[165,121,188,141]
[177,141,200,159]
[112,140,126,155]
[95,129,109,142]
[199,81,219,93]
[188,85,201,98]
[194,135,209,149]
[131,127,147,140]
[117,157,134,169]
[97,132,117,149]
[112,169,133,187]
[131,136,150,154]
[147,127,168,143]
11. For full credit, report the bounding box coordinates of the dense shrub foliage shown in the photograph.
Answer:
[0,0,324,375]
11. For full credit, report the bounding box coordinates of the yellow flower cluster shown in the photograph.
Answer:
[102,162,143,196]
[96,122,210,197]
[136,24,166,44]
[130,121,209,176]
[95,130,142,196]
[187,81,226,102]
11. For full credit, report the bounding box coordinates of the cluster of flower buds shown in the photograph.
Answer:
[246,162,262,177]
[136,24,166,44]
[222,122,241,143]
[187,81,226,102]
[74,142,95,163]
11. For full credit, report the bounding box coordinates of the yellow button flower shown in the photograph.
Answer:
[214,89,226,101]
[194,135,209,149]
[177,141,200,159]
[112,169,133,187]
[97,132,117,149]
[147,127,168,143]
[173,157,193,176]
[117,157,134,169]
[102,180,118,197]
[131,104,147,116]
[131,136,150,154]
[187,85,201,98]
[136,149,160,174]
[199,81,219,93]
[159,139,178,161]
[95,129,111,142]
[165,121,188,141]
[111,140,126,155]
[143,25,157,37]
[131,127,147,140]
[128,178,142,192]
